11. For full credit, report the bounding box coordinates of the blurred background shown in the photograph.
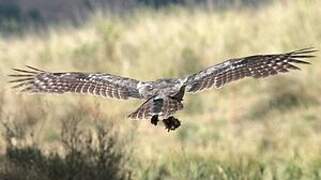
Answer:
[0,0,320,179]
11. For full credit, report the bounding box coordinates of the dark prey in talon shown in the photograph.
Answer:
[163,116,181,132]
[9,48,317,132]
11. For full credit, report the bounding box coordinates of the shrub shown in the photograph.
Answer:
[0,117,132,180]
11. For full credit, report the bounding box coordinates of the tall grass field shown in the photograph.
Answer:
[0,0,321,179]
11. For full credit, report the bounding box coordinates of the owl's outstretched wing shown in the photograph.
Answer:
[184,48,317,93]
[9,66,143,100]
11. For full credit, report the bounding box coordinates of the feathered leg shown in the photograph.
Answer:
[151,115,159,126]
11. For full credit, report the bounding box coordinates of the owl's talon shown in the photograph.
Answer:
[151,115,159,126]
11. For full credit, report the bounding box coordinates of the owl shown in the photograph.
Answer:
[9,48,316,131]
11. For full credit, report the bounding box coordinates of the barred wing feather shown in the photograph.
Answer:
[184,48,317,93]
[9,66,142,100]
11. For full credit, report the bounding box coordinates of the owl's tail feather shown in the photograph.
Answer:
[128,96,183,119]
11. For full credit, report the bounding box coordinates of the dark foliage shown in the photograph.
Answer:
[0,2,44,34]
[138,0,184,8]
[0,117,132,180]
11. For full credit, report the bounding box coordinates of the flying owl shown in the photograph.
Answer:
[9,48,316,131]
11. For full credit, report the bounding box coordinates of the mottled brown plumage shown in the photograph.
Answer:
[9,48,317,131]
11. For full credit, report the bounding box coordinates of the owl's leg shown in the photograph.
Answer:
[163,116,181,132]
[151,115,159,126]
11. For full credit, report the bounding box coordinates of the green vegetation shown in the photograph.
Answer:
[0,0,320,179]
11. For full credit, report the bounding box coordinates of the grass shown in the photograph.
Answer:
[0,110,132,180]
[0,0,321,179]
